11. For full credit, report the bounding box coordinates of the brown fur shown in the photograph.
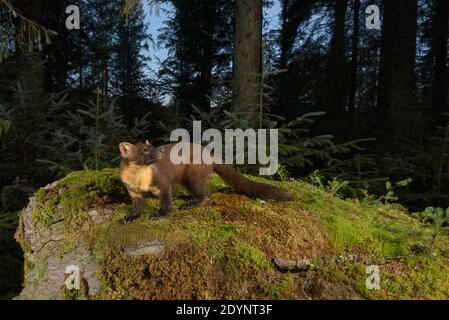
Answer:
[119,141,293,223]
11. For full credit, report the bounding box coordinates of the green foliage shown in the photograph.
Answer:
[277,113,373,170]
[0,211,23,300]
[379,178,413,204]
[39,88,152,173]
[0,83,153,217]
[154,10,381,195]
[0,84,151,181]
[121,0,160,20]
[377,115,449,209]
[188,87,376,184]
[317,152,388,194]
[271,164,291,182]
[309,171,349,198]
[1,178,34,212]
[411,206,449,256]
[0,83,66,208]
[0,0,56,61]
[413,207,449,228]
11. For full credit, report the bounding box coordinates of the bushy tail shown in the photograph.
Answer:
[213,164,294,201]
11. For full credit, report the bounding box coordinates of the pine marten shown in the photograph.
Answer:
[119,140,293,223]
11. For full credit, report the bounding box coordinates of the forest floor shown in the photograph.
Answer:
[15,169,449,299]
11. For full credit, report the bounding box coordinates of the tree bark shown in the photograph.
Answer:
[279,0,290,112]
[232,0,262,125]
[197,1,217,111]
[319,0,349,118]
[14,0,45,97]
[278,0,314,118]
[279,0,289,73]
[431,0,449,123]
[348,0,360,113]
[43,0,69,91]
[377,0,418,138]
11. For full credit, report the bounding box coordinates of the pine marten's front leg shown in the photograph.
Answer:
[122,188,145,224]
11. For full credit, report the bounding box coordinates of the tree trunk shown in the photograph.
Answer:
[319,0,349,118]
[79,32,83,92]
[14,0,45,97]
[279,0,289,112]
[232,0,262,125]
[377,0,418,138]
[348,0,360,113]
[278,0,314,118]
[44,0,69,91]
[431,0,449,123]
[197,1,217,111]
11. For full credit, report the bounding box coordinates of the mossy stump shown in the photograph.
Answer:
[14,169,449,300]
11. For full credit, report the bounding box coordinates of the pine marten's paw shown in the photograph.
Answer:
[179,199,207,210]
[150,211,170,220]
[120,213,140,224]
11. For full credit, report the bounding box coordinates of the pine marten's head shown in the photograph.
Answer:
[119,140,164,165]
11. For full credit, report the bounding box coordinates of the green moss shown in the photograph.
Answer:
[260,274,297,299]
[320,213,410,257]
[319,255,449,300]
[23,253,35,274]
[32,187,58,225]
[224,239,270,272]
[58,236,77,257]
[319,203,443,259]
[36,254,49,286]
[32,169,127,230]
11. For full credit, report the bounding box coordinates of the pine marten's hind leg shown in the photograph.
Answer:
[151,186,173,219]
[180,174,208,209]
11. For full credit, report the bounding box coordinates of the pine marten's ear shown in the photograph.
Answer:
[145,140,151,146]
[119,142,133,159]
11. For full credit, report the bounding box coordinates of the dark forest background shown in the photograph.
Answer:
[0,0,448,299]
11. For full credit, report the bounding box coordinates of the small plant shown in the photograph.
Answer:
[413,207,448,227]
[309,171,349,198]
[273,164,291,182]
[379,178,412,204]
[327,177,349,198]
[0,119,10,136]
[412,207,449,254]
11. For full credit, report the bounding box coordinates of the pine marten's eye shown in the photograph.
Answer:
[143,147,151,155]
